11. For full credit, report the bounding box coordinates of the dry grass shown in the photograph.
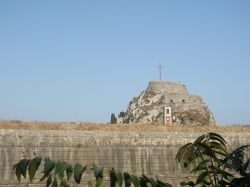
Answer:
[0,120,250,133]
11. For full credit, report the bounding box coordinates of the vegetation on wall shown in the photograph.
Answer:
[13,133,250,187]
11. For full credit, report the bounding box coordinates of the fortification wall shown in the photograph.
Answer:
[126,81,215,125]
[147,81,189,95]
[1,129,250,186]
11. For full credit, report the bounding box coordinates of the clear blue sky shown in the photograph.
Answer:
[0,1,249,125]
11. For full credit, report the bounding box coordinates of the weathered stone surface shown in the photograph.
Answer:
[1,129,250,186]
[124,80,215,125]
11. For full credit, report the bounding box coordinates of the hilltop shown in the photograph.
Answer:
[123,81,215,126]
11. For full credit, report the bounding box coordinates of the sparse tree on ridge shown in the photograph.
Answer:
[110,113,117,124]
[118,111,126,118]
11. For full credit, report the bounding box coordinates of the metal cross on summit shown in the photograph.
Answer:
[157,64,164,80]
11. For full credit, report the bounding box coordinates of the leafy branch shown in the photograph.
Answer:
[176,132,250,187]
[13,155,172,187]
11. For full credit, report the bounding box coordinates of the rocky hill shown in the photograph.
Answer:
[124,81,215,126]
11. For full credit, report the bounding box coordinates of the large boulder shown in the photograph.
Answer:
[124,81,215,126]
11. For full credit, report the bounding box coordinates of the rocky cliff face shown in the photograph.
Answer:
[124,81,215,126]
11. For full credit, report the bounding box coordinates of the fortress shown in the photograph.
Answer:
[123,80,215,126]
[1,128,250,186]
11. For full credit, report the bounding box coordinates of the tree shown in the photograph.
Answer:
[118,111,126,118]
[176,132,250,187]
[110,113,117,124]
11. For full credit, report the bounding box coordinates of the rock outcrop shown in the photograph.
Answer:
[124,81,215,126]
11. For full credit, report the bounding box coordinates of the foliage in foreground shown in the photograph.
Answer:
[176,132,250,187]
[13,132,250,186]
[13,155,172,187]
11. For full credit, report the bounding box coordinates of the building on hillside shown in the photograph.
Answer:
[124,80,215,126]
[116,117,124,124]
[163,106,172,125]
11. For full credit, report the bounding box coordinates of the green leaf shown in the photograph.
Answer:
[46,174,52,187]
[141,175,154,186]
[139,176,147,187]
[176,143,199,168]
[92,164,104,179]
[66,165,73,181]
[13,162,21,182]
[222,145,249,175]
[208,133,227,146]
[40,157,55,181]
[55,162,68,179]
[212,149,228,157]
[194,134,207,144]
[196,171,210,185]
[15,169,22,182]
[116,171,123,187]
[28,157,42,182]
[231,175,250,187]
[109,168,116,187]
[241,159,250,175]
[52,177,58,187]
[208,165,233,181]
[141,175,158,187]
[13,159,30,181]
[96,177,103,187]
[92,164,103,187]
[74,163,86,184]
[123,172,132,187]
[131,175,139,187]
[195,142,216,158]
[195,133,226,146]
[220,169,234,180]
[207,141,227,155]
[190,159,209,173]
[176,143,193,162]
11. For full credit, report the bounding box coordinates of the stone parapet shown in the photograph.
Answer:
[1,129,250,186]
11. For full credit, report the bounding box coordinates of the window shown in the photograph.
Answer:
[182,99,185,103]
[170,99,173,103]
[166,109,169,114]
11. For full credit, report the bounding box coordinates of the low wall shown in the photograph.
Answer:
[1,129,250,186]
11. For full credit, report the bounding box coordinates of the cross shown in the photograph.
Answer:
[157,64,164,80]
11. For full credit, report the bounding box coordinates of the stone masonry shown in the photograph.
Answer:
[1,129,250,186]
[124,80,215,125]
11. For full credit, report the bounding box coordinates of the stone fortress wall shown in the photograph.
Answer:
[146,81,206,107]
[1,129,250,186]
[147,81,189,95]
[124,81,215,125]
